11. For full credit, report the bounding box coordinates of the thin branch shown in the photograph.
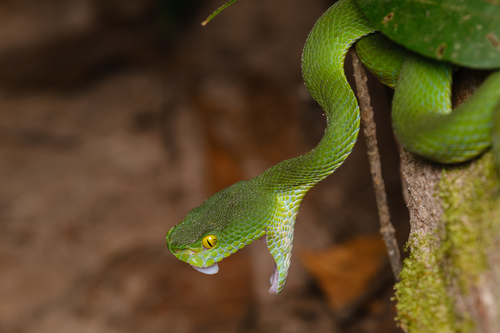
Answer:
[350,49,402,280]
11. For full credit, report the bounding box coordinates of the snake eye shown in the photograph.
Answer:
[202,235,218,249]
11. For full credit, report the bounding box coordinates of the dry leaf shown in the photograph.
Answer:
[300,234,388,311]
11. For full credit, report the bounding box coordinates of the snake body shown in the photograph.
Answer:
[166,0,500,294]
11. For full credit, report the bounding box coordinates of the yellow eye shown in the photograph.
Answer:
[202,235,218,249]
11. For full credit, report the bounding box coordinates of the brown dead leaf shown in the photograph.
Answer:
[300,234,388,311]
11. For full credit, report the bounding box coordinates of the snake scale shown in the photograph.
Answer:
[166,0,500,294]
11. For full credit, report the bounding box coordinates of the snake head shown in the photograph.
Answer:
[166,176,307,294]
[166,180,272,278]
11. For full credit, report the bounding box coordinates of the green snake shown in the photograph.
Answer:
[166,0,500,294]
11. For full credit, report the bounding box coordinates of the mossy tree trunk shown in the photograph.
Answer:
[393,70,500,333]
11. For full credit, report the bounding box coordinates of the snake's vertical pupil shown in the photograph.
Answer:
[202,235,218,249]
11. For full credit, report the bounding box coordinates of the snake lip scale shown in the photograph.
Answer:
[166,0,500,294]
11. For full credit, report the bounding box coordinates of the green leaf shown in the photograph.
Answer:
[356,0,500,69]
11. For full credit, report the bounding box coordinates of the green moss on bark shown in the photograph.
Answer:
[395,152,500,332]
[439,152,500,290]
[395,235,464,332]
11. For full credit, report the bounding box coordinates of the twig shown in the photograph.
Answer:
[350,49,402,281]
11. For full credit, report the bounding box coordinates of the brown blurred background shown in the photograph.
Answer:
[0,0,409,332]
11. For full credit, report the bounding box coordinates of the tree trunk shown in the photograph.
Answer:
[394,69,500,333]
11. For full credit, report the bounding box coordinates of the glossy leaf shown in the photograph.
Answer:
[356,0,500,69]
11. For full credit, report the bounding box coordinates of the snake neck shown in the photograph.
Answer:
[249,0,376,294]
[256,0,375,193]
